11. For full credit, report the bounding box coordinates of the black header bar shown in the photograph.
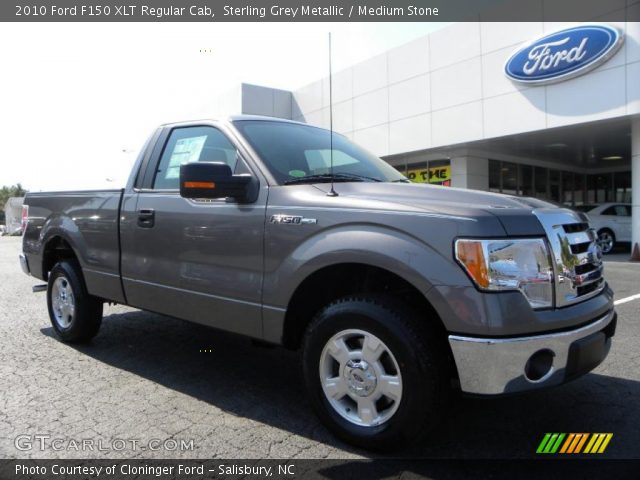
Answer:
[3,0,640,22]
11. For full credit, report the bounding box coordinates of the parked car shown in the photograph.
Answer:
[19,117,616,450]
[584,203,632,254]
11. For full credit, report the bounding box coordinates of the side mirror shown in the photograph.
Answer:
[179,162,257,203]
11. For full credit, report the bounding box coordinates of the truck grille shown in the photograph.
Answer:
[534,209,605,307]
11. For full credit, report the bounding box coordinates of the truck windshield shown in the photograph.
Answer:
[233,120,408,185]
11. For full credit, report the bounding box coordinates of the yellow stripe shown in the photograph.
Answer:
[583,433,598,453]
[574,433,589,453]
[559,433,575,454]
[567,434,582,453]
[576,434,591,453]
[597,434,613,453]
[590,434,606,454]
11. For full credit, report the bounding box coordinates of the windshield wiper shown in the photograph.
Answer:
[284,173,382,185]
[392,178,411,183]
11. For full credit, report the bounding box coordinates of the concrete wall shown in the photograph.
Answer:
[289,18,640,158]
[216,83,293,119]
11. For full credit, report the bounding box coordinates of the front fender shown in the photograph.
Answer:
[263,224,470,309]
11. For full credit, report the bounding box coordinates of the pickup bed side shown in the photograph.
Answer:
[22,190,125,304]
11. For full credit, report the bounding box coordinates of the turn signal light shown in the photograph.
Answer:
[455,240,490,288]
[183,181,216,189]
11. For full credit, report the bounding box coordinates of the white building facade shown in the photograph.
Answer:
[224,19,640,254]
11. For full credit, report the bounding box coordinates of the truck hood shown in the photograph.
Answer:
[312,182,557,236]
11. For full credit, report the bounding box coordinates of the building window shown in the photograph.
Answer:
[614,171,632,203]
[488,163,630,207]
[519,165,533,197]
[574,173,585,206]
[489,160,501,193]
[562,171,574,206]
[534,167,547,199]
[549,170,561,202]
[405,159,451,186]
[587,174,600,204]
[501,162,518,195]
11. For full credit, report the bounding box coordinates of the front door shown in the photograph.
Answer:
[121,125,267,338]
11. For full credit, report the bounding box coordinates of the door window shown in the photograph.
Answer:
[601,205,629,216]
[153,126,238,190]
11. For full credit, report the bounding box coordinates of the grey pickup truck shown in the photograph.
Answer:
[20,116,616,449]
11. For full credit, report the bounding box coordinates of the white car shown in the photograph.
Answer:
[583,203,632,254]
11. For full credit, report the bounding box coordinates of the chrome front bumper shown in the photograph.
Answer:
[19,253,30,275]
[449,309,615,395]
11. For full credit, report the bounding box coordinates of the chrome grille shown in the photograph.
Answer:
[534,208,605,307]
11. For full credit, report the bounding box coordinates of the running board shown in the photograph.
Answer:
[32,284,47,293]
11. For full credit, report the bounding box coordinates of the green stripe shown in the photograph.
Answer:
[550,433,566,453]
[537,433,552,453]
[543,433,559,453]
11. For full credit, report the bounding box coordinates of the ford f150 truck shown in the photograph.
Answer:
[20,116,616,449]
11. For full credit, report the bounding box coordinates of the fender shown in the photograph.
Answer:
[261,224,472,342]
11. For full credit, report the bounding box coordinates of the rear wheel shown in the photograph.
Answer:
[597,229,616,254]
[302,295,450,450]
[47,260,103,343]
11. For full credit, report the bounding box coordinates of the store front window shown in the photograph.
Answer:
[488,160,631,206]
[401,159,451,186]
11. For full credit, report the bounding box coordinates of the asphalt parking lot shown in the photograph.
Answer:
[1,236,639,460]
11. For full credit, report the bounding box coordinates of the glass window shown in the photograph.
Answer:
[426,159,451,186]
[489,160,501,193]
[587,173,611,204]
[601,206,618,216]
[562,171,574,206]
[233,120,406,185]
[405,161,430,183]
[402,160,451,185]
[519,165,533,197]
[612,205,630,216]
[534,167,547,199]
[614,171,632,203]
[153,126,238,190]
[501,162,518,195]
[549,170,560,202]
[574,173,585,206]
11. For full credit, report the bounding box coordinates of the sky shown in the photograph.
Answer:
[0,22,449,191]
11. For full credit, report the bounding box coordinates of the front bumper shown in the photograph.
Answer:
[18,253,30,275]
[449,309,616,395]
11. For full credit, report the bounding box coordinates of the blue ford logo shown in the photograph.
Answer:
[505,24,623,85]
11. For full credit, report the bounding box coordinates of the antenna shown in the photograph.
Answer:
[327,32,338,197]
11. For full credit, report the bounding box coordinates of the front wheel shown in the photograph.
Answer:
[47,260,103,343]
[302,295,450,450]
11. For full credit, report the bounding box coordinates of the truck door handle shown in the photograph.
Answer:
[137,209,155,228]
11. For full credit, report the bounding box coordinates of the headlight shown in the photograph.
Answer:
[455,238,554,309]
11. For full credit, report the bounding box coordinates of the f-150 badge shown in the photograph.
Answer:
[270,214,317,225]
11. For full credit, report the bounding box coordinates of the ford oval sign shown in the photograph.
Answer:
[505,24,623,85]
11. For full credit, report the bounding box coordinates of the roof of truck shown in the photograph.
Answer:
[160,115,307,127]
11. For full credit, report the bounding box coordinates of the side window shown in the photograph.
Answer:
[153,126,238,190]
[601,206,617,216]
[614,205,630,216]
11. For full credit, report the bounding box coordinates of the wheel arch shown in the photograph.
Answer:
[42,234,80,281]
[280,262,449,352]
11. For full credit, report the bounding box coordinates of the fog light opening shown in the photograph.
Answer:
[525,349,555,382]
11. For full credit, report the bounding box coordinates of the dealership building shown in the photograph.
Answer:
[221,20,640,254]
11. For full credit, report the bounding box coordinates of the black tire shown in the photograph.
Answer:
[302,295,450,450]
[47,260,103,343]
[597,228,616,254]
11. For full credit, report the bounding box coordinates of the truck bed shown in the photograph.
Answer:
[22,189,125,303]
